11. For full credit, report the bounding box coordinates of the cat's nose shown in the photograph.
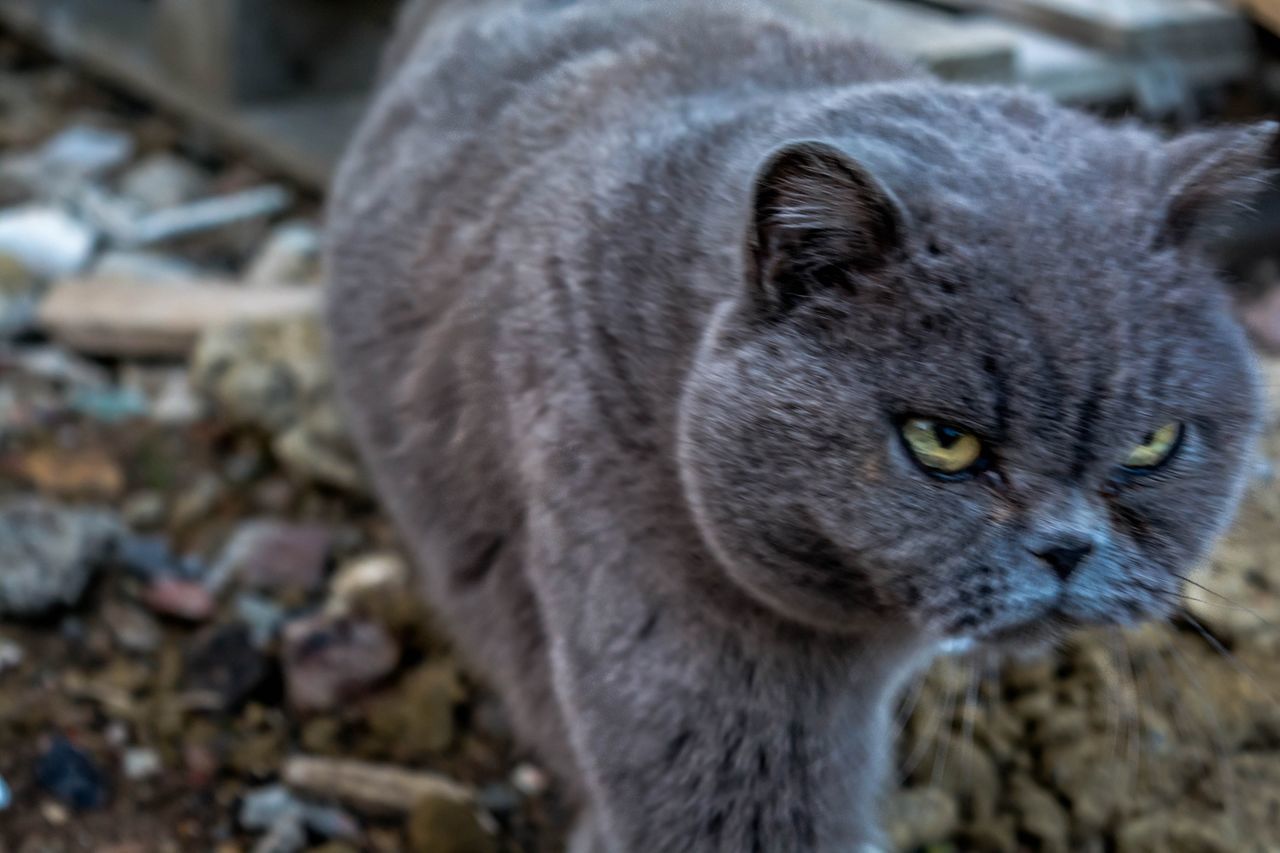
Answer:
[1031,538,1094,581]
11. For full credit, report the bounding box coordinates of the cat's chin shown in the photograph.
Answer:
[964,608,1082,651]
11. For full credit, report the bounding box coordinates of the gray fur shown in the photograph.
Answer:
[325,2,1275,849]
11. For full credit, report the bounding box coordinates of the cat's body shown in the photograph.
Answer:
[326,2,1273,849]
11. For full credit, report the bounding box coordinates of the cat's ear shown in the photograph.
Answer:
[1161,122,1280,247]
[747,140,905,313]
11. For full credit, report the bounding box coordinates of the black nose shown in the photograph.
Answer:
[1033,540,1094,581]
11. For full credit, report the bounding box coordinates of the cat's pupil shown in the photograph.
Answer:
[936,425,961,449]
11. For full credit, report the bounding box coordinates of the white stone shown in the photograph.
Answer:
[0,206,96,278]
[118,152,209,211]
[39,124,134,178]
[246,221,321,286]
[122,748,162,781]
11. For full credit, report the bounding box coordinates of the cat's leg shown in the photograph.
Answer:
[530,538,903,853]
[566,809,604,853]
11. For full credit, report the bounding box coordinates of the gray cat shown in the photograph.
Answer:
[325,1,1277,849]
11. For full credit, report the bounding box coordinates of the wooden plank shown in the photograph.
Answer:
[979,14,1252,107]
[1237,0,1280,35]
[776,0,1017,80]
[38,278,320,358]
[929,0,1252,58]
[153,0,296,105]
[0,0,358,188]
[985,19,1135,103]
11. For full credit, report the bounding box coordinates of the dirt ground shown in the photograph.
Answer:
[2,31,1280,853]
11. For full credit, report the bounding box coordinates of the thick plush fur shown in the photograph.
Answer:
[326,2,1276,849]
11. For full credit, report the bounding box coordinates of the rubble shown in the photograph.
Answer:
[0,498,119,616]
[281,614,399,712]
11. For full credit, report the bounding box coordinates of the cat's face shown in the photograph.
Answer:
[679,125,1275,645]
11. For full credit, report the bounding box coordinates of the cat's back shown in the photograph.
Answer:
[327,0,917,329]
[325,0,918,495]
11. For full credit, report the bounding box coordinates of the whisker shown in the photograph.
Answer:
[893,671,927,744]
[899,672,949,782]
[1172,572,1278,631]
[928,668,961,788]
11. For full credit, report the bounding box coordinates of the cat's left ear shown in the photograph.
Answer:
[1161,122,1280,247]
[747,140,906,313]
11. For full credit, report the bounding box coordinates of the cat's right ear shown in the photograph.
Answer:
[746,140,905,314]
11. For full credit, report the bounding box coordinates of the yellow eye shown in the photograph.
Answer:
[1123,422,1183,470]
[901,418,984,475]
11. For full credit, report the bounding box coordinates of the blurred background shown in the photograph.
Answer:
[0,1,1278,851]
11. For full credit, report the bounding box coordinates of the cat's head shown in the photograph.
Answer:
[678,106,1277,646]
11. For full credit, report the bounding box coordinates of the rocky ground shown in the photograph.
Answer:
[2,32,1280,853]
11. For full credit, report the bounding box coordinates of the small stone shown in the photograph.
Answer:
[183,623,269,712]
[213,520,333,598]
[510,764,549,798]
[17,446,125,499]
[149,369,205,424]
[192,313,326,433]
[301,803,361,841]
[1116,811,1234,853]
[246,222,321,286]
[235,593,287,648]
[274,403,367,494]
[171,473,225,529]
[0,498,119,616]
[121,492,166,529]
[1042,738,1130,833]
[183,740,221,788]
[144,578,215,622]
[0,251,44,340]
[113,535,196,580]
[35,737,107,811]
[885,786,958,852]
[0,637,23,675]
[240,784,303,832]
[407,796,497,853]
[39,124,134,178]
[192,312,364,493]
[282,614,399,712]
[914,736,999,820]
[41,799,70,825]
[0,206,96,278]
[102,601,163,654]
[69,386,149,423]
[327,552,411,628]
[122,748,162,781]
[90,249,204,283]
[1008,774,1069,853]
[252,813,307,853]
[476,784,521,818]
[118,153,209,211]
[367,662,463,760]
